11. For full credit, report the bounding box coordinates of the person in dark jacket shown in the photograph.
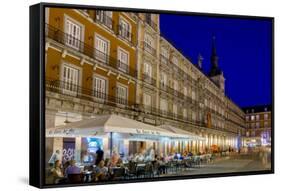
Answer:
[95,147,104,165]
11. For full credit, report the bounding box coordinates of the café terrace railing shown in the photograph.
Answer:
[45,24,137,78]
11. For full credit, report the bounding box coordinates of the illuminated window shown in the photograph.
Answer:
[62,64,79,95]
[256,114,260,121]
[251,115,255,121]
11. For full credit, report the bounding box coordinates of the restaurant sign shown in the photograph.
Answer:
[135,129,161,135]
[48,128,75,136]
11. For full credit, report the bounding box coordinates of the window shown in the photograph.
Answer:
[160,99,168,113]
[251,115,255,121]
[192,91,196,100]
[251,123,255,128]
[264,121,268,128]
[93,76,107,100]
[143,62,152,77]
[173,104,178,116]
[117,48,129,73]
[183,108,187,119]
[192,111,196,121]
[172,56,178,66]
[116,84,128,105]
[161,47,169,59]
[62,65,79,95]
[246,116,249,121]
[264,114,268,120]
[96,11,113,29]
[184,87,188,96]
[160,72,167,87]
[119,19,131,40]
[144,33,155,54]
[65,18,82,50]
[256,122,260,128]
[256,114,260,121]
[95,35,109,63]
[173,80,178,91]
[143,93,152,106]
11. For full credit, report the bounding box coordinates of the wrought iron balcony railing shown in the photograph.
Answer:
[94,11,114,30]
[45,79,235,130]
[143,41,156,56]
[45,24,137,78]
[46,78,136,109]
[145,18,158,31]
[160,54,169,66]
[142,73,156,86]
[117,24,133,43]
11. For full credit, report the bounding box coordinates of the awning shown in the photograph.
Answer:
[46,114,205,140]
[158,124,205,141]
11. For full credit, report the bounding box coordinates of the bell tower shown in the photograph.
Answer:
[208,35,225,93]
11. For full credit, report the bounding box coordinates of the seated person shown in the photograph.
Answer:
[50,160,65,184]
[64,160,81,178]
[111,151,120,167]
[95,160,108,181]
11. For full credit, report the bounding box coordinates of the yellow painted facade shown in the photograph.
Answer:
[46,8,137,106]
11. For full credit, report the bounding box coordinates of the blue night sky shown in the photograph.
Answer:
[160,14,273,107]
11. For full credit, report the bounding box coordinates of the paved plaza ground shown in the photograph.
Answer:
[162,151,271,177]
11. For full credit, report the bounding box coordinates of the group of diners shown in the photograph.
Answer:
[47,148,215,184]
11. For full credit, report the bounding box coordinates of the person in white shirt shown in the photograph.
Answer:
[48,150,61,167]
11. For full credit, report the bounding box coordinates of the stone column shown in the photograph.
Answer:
[74,137,82,163]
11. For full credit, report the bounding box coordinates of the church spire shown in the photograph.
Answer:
[212,35,217,57]
[209,34,221,77]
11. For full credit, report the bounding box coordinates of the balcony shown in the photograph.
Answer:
[117,25,133,44]
[94,12,113,30]
[143,41,156,56]
[159,83,174,94]
[117,60,129,73]
[142,73,156,86]
[160,54,169,67]
[145,17,158,31]
[46,78,208,128]
[46,78,136,109]
[45,24,137,78]
[172,63,184,76]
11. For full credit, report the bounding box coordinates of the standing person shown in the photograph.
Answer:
[95,146,104,166]
[48,150,61,167]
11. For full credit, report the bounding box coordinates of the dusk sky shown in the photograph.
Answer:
[160,14,273,107]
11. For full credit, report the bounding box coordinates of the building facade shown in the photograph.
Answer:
[243,105,272,147]
[45,8,246,165]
